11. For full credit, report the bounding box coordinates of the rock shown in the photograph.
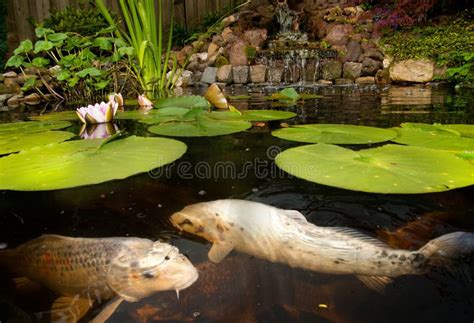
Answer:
[212,35,226,47]
[355,76,375,85]
[201,67,218,84]
[360,40,376,53]
[267,64,284,83]
[222,27,236,43]
[217,65,233,83]
[3,78,22,94]
[375,69,391,85]
[7,94,23,108]
[318,79,333,85]
[23,67,41,75]
[221,13,239,27]
[0,94,12,105]
[321,60,342,80]
[233,66,249,84]
[362,57,382,76]
[193,71,203,83]
[2,71,17,78]
[207,43,219,57]
[166,71,183,87]
[208,47,225,66]
[324,25,348,46]
[0,74,4,82]
[180,70,193,87]
[389,59,435,83]
[215,56,230,68]
[190,52,208,63]
[229,40,249,66]
[345,40,361,62]
[309,17,328,39]
[433,66,448,80]
[250,65,266,83]
[186,61,201,73]
[364,49,384,61]
[335,78,354,85]
[343,62,362,79]
[24,93,41,105]
[383,55,393,69]
[243,29,267,48]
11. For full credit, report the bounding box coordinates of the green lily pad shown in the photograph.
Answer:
[208,110,296,122]
[137,108,190,124]
[29,111,78,121]
[275,143,474,194]
[0,121,71,134]
[0,131,75,155]
[154,96,209,109]
[265,88,323,101]
[393,123,474,151]
[440,124,474,138]
[148,116,252,137]
[272,124,397,144]
[0,136,187,191]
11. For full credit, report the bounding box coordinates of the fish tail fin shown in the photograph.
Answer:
[419,231,474,263]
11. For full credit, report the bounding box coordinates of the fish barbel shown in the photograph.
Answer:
[0,234,198,321]
[171,199,474,289]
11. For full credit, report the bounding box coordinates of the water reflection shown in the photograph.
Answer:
[79,123,119,140]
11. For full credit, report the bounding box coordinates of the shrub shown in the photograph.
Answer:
[0,0,7,71]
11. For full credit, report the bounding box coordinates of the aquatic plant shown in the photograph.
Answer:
[6,27,136,101]
[79,123,119,139]
[95,0,177,95]
[138,94,154,108]
[76,101,119,124]
[265,88,322,102]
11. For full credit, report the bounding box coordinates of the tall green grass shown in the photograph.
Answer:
[95,0,176,96]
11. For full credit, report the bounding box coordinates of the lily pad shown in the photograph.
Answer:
[0,121,71,133]
[265,88,323,101]
[393,123,474,151]
[272,124,397,144]
[440,124,474,138]
[0,131,75,155]
[154,96,209,109]
[275,143,474,194]
[148,116,252,137]
[0,136,187,191]
[208,110,296,122]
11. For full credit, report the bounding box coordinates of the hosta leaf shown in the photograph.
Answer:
[275,144,474,194]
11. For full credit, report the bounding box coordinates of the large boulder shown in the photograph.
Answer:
[343,62,362,79]
[389,59,435,83]
[361,57,382,76]
[244,29,267,48]
[345,40,361,62]
[228,40,249,66]
[321,60,342,80]
[324,25,348,46]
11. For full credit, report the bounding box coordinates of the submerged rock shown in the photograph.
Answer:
[389,59,435,83]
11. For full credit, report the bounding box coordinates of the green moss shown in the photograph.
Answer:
[215,55,229,68]
[245,45,257,61]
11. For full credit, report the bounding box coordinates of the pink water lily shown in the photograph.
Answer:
[138,94,153,108]
[76,101,118,124]
[108,93,124,107]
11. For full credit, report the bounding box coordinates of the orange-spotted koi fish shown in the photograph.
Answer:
[0,234,198,322]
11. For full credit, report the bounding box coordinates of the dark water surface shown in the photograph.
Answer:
[0,84,473,322]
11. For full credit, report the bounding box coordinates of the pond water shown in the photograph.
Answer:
[0,84,473,322]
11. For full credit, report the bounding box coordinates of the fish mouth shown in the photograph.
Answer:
[174,267,199,292]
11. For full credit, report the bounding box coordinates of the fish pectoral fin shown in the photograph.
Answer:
[90,297,124,323]
[48,295,93,323]
[283,210,308,224]
[208,242,234,263]
[13,277,42,294]
[356,275,394,294]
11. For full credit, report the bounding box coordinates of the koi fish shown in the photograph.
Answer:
[0,234,198,322]
[171,199,474,291]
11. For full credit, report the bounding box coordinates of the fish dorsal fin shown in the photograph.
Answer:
[356,275,394,294]
[283,210,308,224]
[208,242,234,263]
[325,227,390,248]
[90,297,124,323]
[45,295,93,323]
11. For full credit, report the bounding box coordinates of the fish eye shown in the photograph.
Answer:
[179,219,194,226]
[165,256,170,260]
[142,271,154,279]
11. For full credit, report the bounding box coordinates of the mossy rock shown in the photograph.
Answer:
[215,55,230,68]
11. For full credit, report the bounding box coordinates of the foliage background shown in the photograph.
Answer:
[0,0,8,71]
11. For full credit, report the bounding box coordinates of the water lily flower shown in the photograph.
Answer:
[138,94,154,108]
[79,123,119,139]
[108,93,124,107]
[76,101,118,124]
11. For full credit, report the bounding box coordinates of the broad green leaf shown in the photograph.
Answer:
[21,76,37,91]
[275,143,474,194]
[154,96,210,109]
[29,111,77,121]
[59,54,77,67]
[32,57,50,68]
[0,136,187,191]
[48,33,68,42]
[5,55,24,68]
[393,123,474,151]
[76,67,102,78]
[148,116,252,137]
[273,124,397,144]
[68,77,80,87]
[78,48,97,61]
[34,40,54,53]
[136,108,190,124]
[278,88,299,101]
[208,110,296,122]
[118,46,135,56]
[92,37,113,51]
[0,131,74,155]
[93,80,110,90]
[56,70,71,81]
[0,121,71,134]
[438,124,474,138]
[35,27,54,38]
[13,40,33,55]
